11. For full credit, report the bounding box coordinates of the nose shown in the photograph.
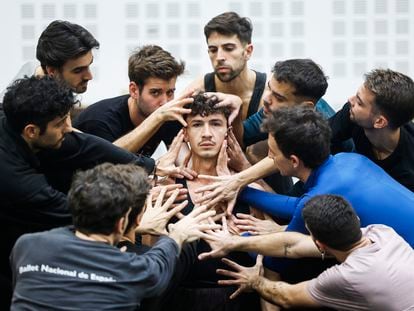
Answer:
[202,124,212,137]
[158,94,169,106]
[263,89,271,105]
[64,116,73,133]
[348,95,356,107]
[216,48,226,61]
[84,67,93,81]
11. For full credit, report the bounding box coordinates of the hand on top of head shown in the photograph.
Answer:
[156,89,194,126]
[204,92,242,124]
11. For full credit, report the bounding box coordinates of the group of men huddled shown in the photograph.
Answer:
[1,11,414,311]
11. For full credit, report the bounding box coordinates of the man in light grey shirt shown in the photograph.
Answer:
[200,194,414,310]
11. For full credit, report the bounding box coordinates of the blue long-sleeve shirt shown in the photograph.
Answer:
[240,153,414,247]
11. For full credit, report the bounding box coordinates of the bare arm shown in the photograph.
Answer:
[199,219,320,260]
[253,277,319,309]
[217,255,320,309]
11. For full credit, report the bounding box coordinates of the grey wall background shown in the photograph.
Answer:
[1,0,413,110]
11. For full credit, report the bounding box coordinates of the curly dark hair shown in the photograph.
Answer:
[128,45,185,91]
[364,69,414,128]
[37,20,99,71]
[185,92,231,120]
[204,11,252,45]
[2,76,76,134]
[262,106,331,169]
[68,163,151,236]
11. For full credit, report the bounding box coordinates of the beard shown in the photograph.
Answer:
[215,63,246,83]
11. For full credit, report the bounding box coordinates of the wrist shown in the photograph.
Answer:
[167,224,186,247]
[251,275,264,292]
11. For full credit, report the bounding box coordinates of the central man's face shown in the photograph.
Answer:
[185,113,228,159]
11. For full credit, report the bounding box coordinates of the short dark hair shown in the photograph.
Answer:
[68,163,150,236]
[36,20,99,71]
[272,59,328,103]
[302,195,362,251]
[128,45,185,91]
[204,12,252,45]
[185,92,231,120]
[2,76,76,134]
[364,69,414,128]
[262,106,331,169]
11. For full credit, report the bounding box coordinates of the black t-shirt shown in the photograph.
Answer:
[329,102,414,191]
[73,95,181,157]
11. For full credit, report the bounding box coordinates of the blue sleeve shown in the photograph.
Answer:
[243,108,268,147]
[315,98,335,118]
[239,186,299,220]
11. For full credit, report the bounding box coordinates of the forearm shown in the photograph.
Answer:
[236,157,277,186]
[253,277,302,308]
[230,232,316,258]
[113,113,163,153]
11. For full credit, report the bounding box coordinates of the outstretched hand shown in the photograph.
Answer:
[136,187,188,235]
[156,129,198,180]
[227,129,251,172]
[168,205,221,244]
[217,254,264,299]
[233,213,286,235]
[156,89,194,127]
[204,92,242,124]
[198,216,235,260]
[194,174,241,215]
[216,140,231,176]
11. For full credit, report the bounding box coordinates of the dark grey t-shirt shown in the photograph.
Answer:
[10,227,179,310]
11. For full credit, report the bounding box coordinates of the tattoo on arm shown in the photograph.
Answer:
[284,243,292,257]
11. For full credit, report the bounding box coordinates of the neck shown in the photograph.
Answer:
[364,127,400,160]
[330,237,372,263]
[21,135,39,153]
[215,67,255,95]
[297,167,312,183]
[190,154,218,176]
[128,96,145,127]
[75,230,116,246]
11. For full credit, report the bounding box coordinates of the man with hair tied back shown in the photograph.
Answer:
[199,194,414,310]
[10,163,218,310]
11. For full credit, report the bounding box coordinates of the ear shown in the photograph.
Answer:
[314,239,327,253]
[45,65,59,78]
[129,81,140,99]
[301,100,315,109]
[373,115,388,129]
[244,43,253,60]
[22,124,40,140]
[116,216,128,235]
[289,154,301,169]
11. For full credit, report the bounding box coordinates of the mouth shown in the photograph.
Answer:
[199,142,215,147]
[217,66,231,73]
